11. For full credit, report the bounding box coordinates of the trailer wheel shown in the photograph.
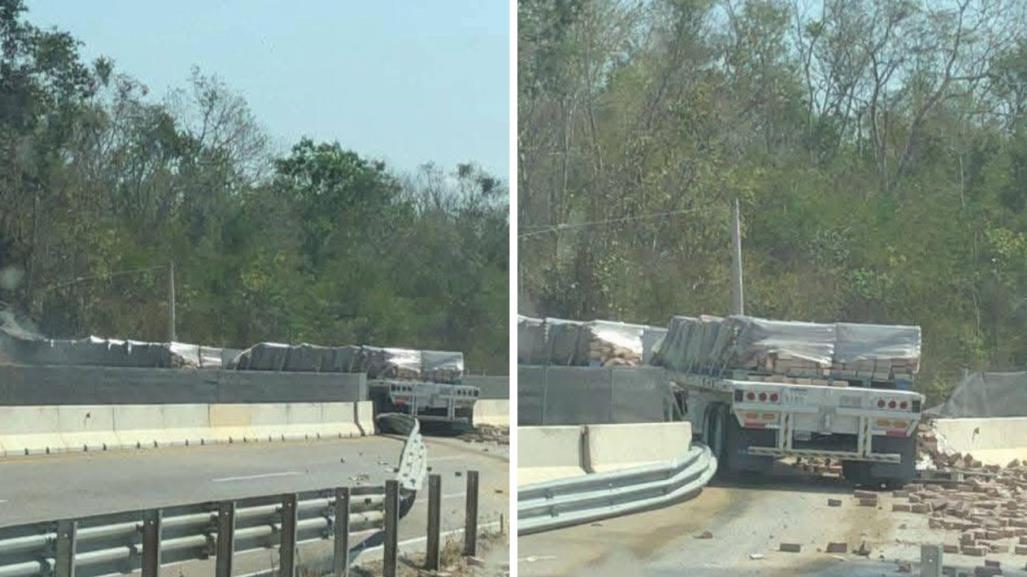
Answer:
[842,434,917,489]
[706,403,774,477]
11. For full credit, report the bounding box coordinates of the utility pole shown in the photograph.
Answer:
[167,261,176,342]
[731,198,744,316]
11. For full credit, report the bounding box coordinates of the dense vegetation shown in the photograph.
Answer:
[519,0,1027,400]
[0,0,508,373]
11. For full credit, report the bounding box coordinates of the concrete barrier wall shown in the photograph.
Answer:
[932,417,1027,466]
[0,401,373,457]
[0,364,367,405]
[518,426,586,486]
[587,422,692,473]
[518,422,694,486]
[473,399,509,427]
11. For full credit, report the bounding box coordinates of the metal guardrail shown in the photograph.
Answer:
[517,443,718,535]
[0,418,428,577]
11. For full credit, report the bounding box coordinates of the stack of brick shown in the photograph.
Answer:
[887,467,1027,557]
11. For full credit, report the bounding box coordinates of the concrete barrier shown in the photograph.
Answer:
[586,422,692,473]
[518,426,587,486]
[932,417,1027,466]
[0,401,373,457]
[473,399,509,427]
[114,404,214,448]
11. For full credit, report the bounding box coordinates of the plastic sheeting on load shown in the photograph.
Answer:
[422,350,464,384]
[835,323,921,362]
[518,316,662,367]
[730,316,836,367]
[228,343,464,383]
[0,332,215,368]
[518,315,547,365]
[586,320,647,367]
[927,372,1027,418]
[545,318,587,366]
[655,315,921,378]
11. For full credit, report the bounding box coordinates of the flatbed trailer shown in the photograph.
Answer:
[673,370,924,487]
[368,379,479,429]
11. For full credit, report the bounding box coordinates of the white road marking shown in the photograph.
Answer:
[0,500,7,504]
[211,471,302,483]
[443,492,466,500]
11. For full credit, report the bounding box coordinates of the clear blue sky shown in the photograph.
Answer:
[25,1,510,178]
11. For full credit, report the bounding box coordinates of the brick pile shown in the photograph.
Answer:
[886,470,1027,557]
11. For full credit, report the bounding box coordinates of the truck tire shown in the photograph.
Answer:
[842,434,917,489]
[706,403,775,478]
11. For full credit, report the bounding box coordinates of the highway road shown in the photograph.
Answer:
[0,433,509,573]
[519,465,1027,577]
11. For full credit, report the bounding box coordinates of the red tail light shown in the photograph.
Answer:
[769,393,779,402]
[899,401,908,410]
[877,399,886,408]
[746,392,756,401]
[888,400,897,409]
[758,392,767,402]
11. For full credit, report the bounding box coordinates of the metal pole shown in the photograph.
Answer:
[383,480,399,577]
[333,487,351,577]
[215,501,235,577]
[141,510,162,577]
[279,494,298,577]
[463,470,479,557]
[730,198,745,316]
[920,544,942,577]
[425,474,442,570]
[167,261,176,342]
[54,520,77,577]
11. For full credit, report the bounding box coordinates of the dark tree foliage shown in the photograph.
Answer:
[0,1,508,374]
[519,0,1027,402]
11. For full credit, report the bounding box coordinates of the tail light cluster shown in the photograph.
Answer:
[734,389,780,403]
[875,397,919,412]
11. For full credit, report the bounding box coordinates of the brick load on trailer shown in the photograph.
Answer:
[656,315,924,488]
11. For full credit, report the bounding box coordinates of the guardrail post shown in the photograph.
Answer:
[920,544,942,577]
[141,510,162,577]
[280,494,298,577]
[54,520,77,577]
[215,501,235,577]
[425,474,442,570]
[463,470,479,557]
[332,487,350,577]
[383,480,399,577]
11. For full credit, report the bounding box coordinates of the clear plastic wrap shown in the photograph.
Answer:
[655,314,921,382]
[584,320,646,367]
[834,323,921,376]
[359,346,423,380]
[422,350,465,383]
[545,317,587,366]
[517,315,547,364]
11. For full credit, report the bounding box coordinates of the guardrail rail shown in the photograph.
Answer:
[518,442,717,535]
[0,418,428,577]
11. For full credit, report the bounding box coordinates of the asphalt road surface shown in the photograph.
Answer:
[0,432,509,574]
[519,465,1027,577]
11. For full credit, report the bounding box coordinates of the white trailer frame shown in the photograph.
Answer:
[673,372,924,464]
[369,379,479,423]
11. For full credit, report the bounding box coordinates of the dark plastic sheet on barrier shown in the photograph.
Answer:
[517,365,674,426]
[928,371,1027,418]
[0,364,368,405]
[462,375,509,399]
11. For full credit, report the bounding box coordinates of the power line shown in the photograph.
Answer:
[518,207,708,239]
